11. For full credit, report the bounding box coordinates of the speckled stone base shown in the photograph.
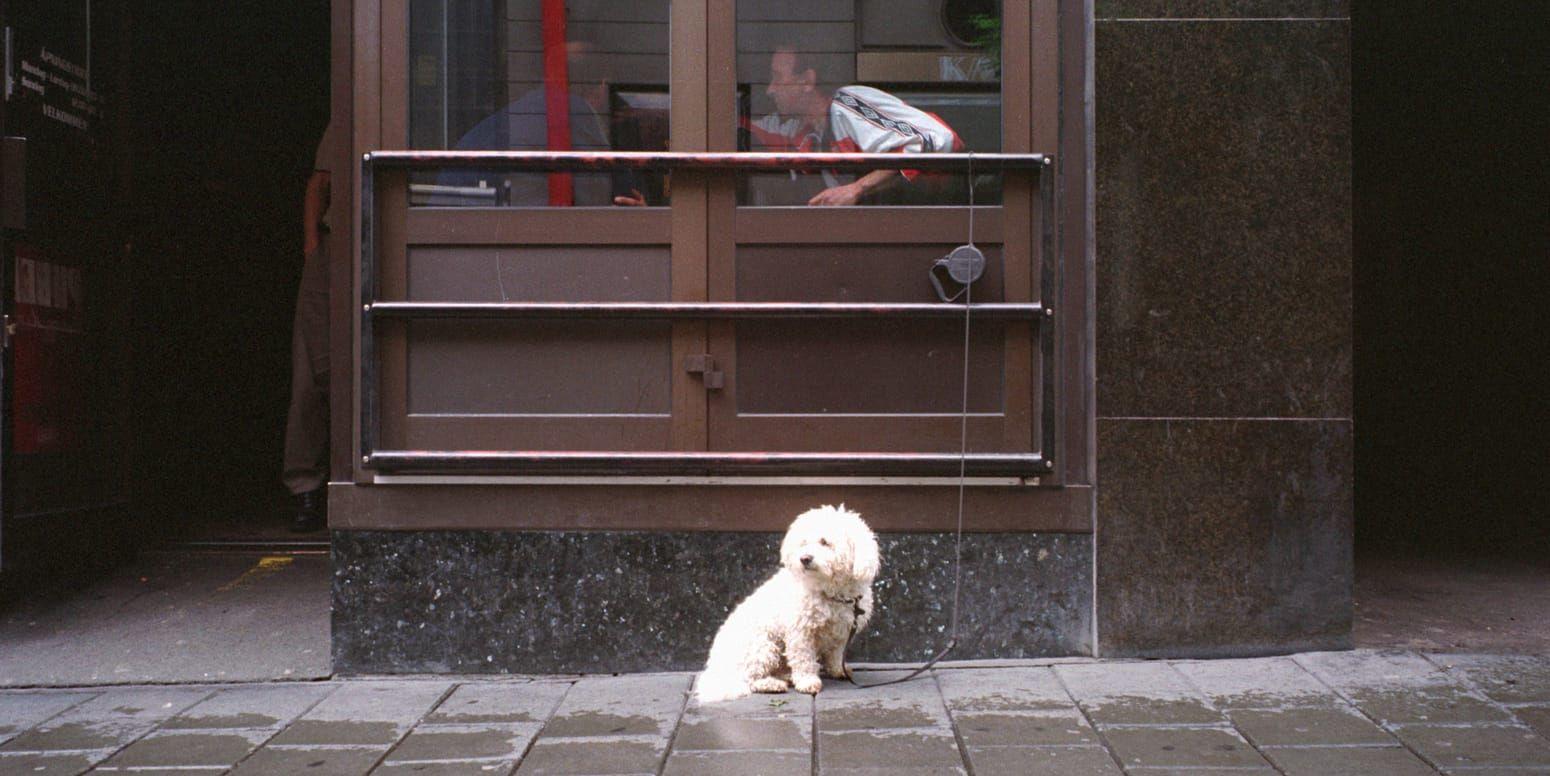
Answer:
[331,531,1092,674]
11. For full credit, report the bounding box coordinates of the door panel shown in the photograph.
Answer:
[374,1,697,458]
[702,0,1040,462]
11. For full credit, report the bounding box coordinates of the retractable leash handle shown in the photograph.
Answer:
[847,157,978,689]
[929,244,987,303]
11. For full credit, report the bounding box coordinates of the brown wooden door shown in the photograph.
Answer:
[371,0,707,456]
[362,0,1055,475]
[702,1,1046,458]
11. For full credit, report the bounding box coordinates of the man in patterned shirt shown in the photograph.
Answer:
[747,46,965,206]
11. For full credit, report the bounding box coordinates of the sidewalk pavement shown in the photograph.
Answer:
[2,650,1548,775]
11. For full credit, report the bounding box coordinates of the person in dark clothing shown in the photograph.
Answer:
[282,125,334,532]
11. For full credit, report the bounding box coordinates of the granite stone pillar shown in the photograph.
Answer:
[1093,2,1353,656]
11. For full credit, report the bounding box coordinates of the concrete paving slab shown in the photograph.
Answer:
[0,750,110,775]
[22,650,1550,776]
[1393,723,1550,769]
[372,761,518,775]
[33,686,210,725]
[0,552,330,686]
[1435,771,1550,776]
[962,745,1121,776]
[1228,705,1395,746]
[268,681,452,744]
[821,768,966,775]
[0,687,210,751]
[160,682,335,729]
[1433,653,1550,704]
[227,745,389,776]
[94,768,229,775]
[1101,726,1271,769]
[1351,686,1513,725]
[671,716,810,751]
[952,709,1099,746]
[1131,770,1278,775]
[1054,662,1223,725]
[934,667,1072,711]
[1515,705,1550,738]
[683,691,811,719]
[1261,744,1438,776]
[0,720,127,751]
[97,728,271,768]
[382,722,541,762]
[818,672,941,704]
[818,701,948,731]
[1297,653,1512,723]
[818,727,963,769]
[424,681,569,725]
[0,692,94,742]
[815,674,951,731]
[304,681,455,721]
[1174,656,1337,708]
[1297,649,1454,691]
[662,749,809,775]
[542,675,686,738]
[515,736,664,774]
[266,719,407,746]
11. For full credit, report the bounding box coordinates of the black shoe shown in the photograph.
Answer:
[290,488,326,533]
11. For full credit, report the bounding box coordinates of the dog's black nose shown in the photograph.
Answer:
[800,555,813,567]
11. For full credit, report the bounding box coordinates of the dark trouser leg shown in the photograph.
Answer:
[282,239,330,496]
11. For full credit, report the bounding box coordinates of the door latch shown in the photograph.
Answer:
[684,354,723,390]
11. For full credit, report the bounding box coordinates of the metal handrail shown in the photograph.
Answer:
[367,451,1049,477]
[359,150,1056,477]
[364,149,1050,172]
[368,301,1048,320]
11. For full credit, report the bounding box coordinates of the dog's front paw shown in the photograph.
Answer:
[750,677,790,694]
[793,676,823,695]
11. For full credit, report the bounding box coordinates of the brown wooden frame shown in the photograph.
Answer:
[335,0,1093,532]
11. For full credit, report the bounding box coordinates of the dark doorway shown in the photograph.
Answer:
[1352,3,1547,556]
[125,0,330,543]
[1352,3,1549,648]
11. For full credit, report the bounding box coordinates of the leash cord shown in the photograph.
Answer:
[846,156,973,688]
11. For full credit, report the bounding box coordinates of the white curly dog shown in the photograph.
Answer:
[695,504,880,702]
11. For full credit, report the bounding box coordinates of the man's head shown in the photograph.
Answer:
[766,46,825,120]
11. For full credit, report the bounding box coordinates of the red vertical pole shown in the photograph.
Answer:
[540,0,574,205]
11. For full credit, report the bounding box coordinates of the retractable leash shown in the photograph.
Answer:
[846,156,981,689]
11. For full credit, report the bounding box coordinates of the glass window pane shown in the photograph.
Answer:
[736,0,1002,206]
[408,1,670,207]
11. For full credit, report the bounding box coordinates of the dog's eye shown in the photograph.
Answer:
[818,539,831,547]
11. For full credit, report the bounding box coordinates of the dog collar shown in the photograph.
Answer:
[826,593,867,620]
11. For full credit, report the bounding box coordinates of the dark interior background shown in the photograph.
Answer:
[126,0,330,537]
[1352,3,1548,556]
[109,2,1545,551]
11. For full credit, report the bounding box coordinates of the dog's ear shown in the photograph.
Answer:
[850,525,880,582]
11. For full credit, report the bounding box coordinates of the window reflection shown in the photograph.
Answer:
[408,1,670,207]
[737,1,1002,206]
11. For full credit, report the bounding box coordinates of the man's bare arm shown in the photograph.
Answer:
[808,169,901,207]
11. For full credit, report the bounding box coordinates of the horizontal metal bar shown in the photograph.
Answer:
[367,451,1052,477]
[368,301,1048,320]
[365,150,1050,172]
[372,475,1034,487]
